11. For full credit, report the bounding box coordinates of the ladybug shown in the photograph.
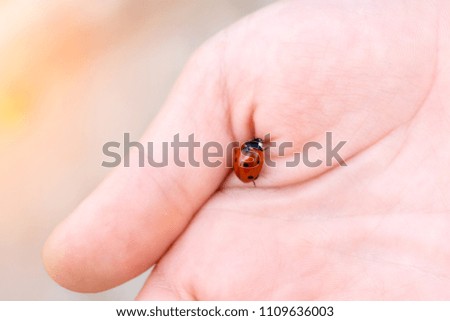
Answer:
[233,138,264,186]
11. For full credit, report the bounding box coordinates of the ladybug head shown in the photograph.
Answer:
[243,138,264,151]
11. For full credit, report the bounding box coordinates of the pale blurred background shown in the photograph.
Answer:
[0,0,274,300]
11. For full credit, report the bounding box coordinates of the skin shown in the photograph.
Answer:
[43,0,450,300]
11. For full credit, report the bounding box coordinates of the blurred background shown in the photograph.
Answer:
[0,0,274,300]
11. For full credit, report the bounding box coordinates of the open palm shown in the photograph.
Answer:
[44,0,450,300]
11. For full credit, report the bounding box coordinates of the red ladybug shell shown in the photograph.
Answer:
[233,138,264,184]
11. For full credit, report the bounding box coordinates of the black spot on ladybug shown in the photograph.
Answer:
[248,175,254,179]
[243,163,249,168]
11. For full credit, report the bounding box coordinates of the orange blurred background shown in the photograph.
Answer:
[0,0,273,300]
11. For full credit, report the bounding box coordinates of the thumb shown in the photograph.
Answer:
[43,40,235,292]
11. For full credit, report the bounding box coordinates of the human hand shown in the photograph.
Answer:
[43,0,450,299]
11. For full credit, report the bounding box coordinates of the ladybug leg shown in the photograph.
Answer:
[252,180,256,187]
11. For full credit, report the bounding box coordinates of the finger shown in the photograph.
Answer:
[43,41,235,292]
